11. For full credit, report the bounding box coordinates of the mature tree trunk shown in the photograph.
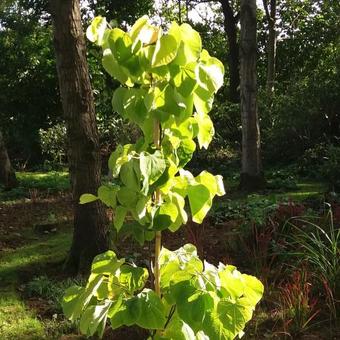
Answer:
[0,130,17,190]
[263,0,277,94]
[239,0,265,191]
[50,0,109,273]
[220,0,240,103]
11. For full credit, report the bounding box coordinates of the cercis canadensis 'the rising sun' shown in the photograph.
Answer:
[62,15,264,339]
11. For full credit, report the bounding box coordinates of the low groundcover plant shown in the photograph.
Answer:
[62,15,264,339]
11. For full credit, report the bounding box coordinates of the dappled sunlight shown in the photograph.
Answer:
[0,232,71,284]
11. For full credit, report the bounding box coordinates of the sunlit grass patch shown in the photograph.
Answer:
[0,289,45,340]
[16,171,70,192]
[275,181,327,201]
[0,171,70,202]
[0,230,72,339]
[0,231,71,284]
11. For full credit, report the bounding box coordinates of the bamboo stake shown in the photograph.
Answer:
[153,118,162,297]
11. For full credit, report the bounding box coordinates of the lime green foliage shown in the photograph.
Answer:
[84,15,226,239]
[158,245,263,339]
[0,230,72,339]
[64,16,263,339]
[63,245,263,339]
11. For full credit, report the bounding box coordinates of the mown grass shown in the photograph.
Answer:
[0,230,72,339]
[0,171,70,202]
[16,171,69,191]
[0,232,71,284]
[0,288,45,340]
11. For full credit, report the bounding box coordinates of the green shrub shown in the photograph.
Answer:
[266,169,298,191]
[299,143,340,190]
[39,123,67,167]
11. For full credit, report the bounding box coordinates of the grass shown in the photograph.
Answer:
[0,289,45,340]
[275,181,327,201]
[0,229,72,339]
[0,170,73,338]
[0,171,69,202]
[16,171,69,191]
[0,232,72,284]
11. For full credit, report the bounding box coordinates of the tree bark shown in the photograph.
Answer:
[50,0,109,273]
[239,0,265,191]
[0,130,17,190]
[220,0,240,103]
[263,0,277,94]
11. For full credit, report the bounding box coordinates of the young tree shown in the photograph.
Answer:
[239,0,265,190]
[61,16,264,339]
[50,0,109,273]
[0,130,17,189]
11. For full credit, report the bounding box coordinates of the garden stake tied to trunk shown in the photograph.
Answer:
[62,15,264,339]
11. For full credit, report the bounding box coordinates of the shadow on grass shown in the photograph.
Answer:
[0,230,71,339]
[0,231,71,285]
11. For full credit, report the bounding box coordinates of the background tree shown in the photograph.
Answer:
[87,0,154,27]
[260,0,340,163]
[0,0,61,166]
[50,0,109,273]
[0,130,17,189]
[0,0,338,184]
[262,0,277,94]
[219,0,240,103]
[239,0,264,190]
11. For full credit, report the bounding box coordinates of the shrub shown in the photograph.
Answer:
[39,123,67,167]
[266,169,298,191]
[299,143,340,190]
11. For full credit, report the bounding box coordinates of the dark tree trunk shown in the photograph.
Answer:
[263,0,277,94]
[50,0,109,273]
[0,131,17,190]
[239,0,265,191]
[220,0,240,103]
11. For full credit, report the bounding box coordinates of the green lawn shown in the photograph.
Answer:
[0,231,72,339]
[0,171,70,202]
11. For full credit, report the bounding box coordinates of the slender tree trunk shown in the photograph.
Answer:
[0,130,17,190]
[263,0,277,94]
[220,0,240,103]
[50,0,109,273]
[178,0,182,24]
[239,0,265,191]
[185,0,189,22]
